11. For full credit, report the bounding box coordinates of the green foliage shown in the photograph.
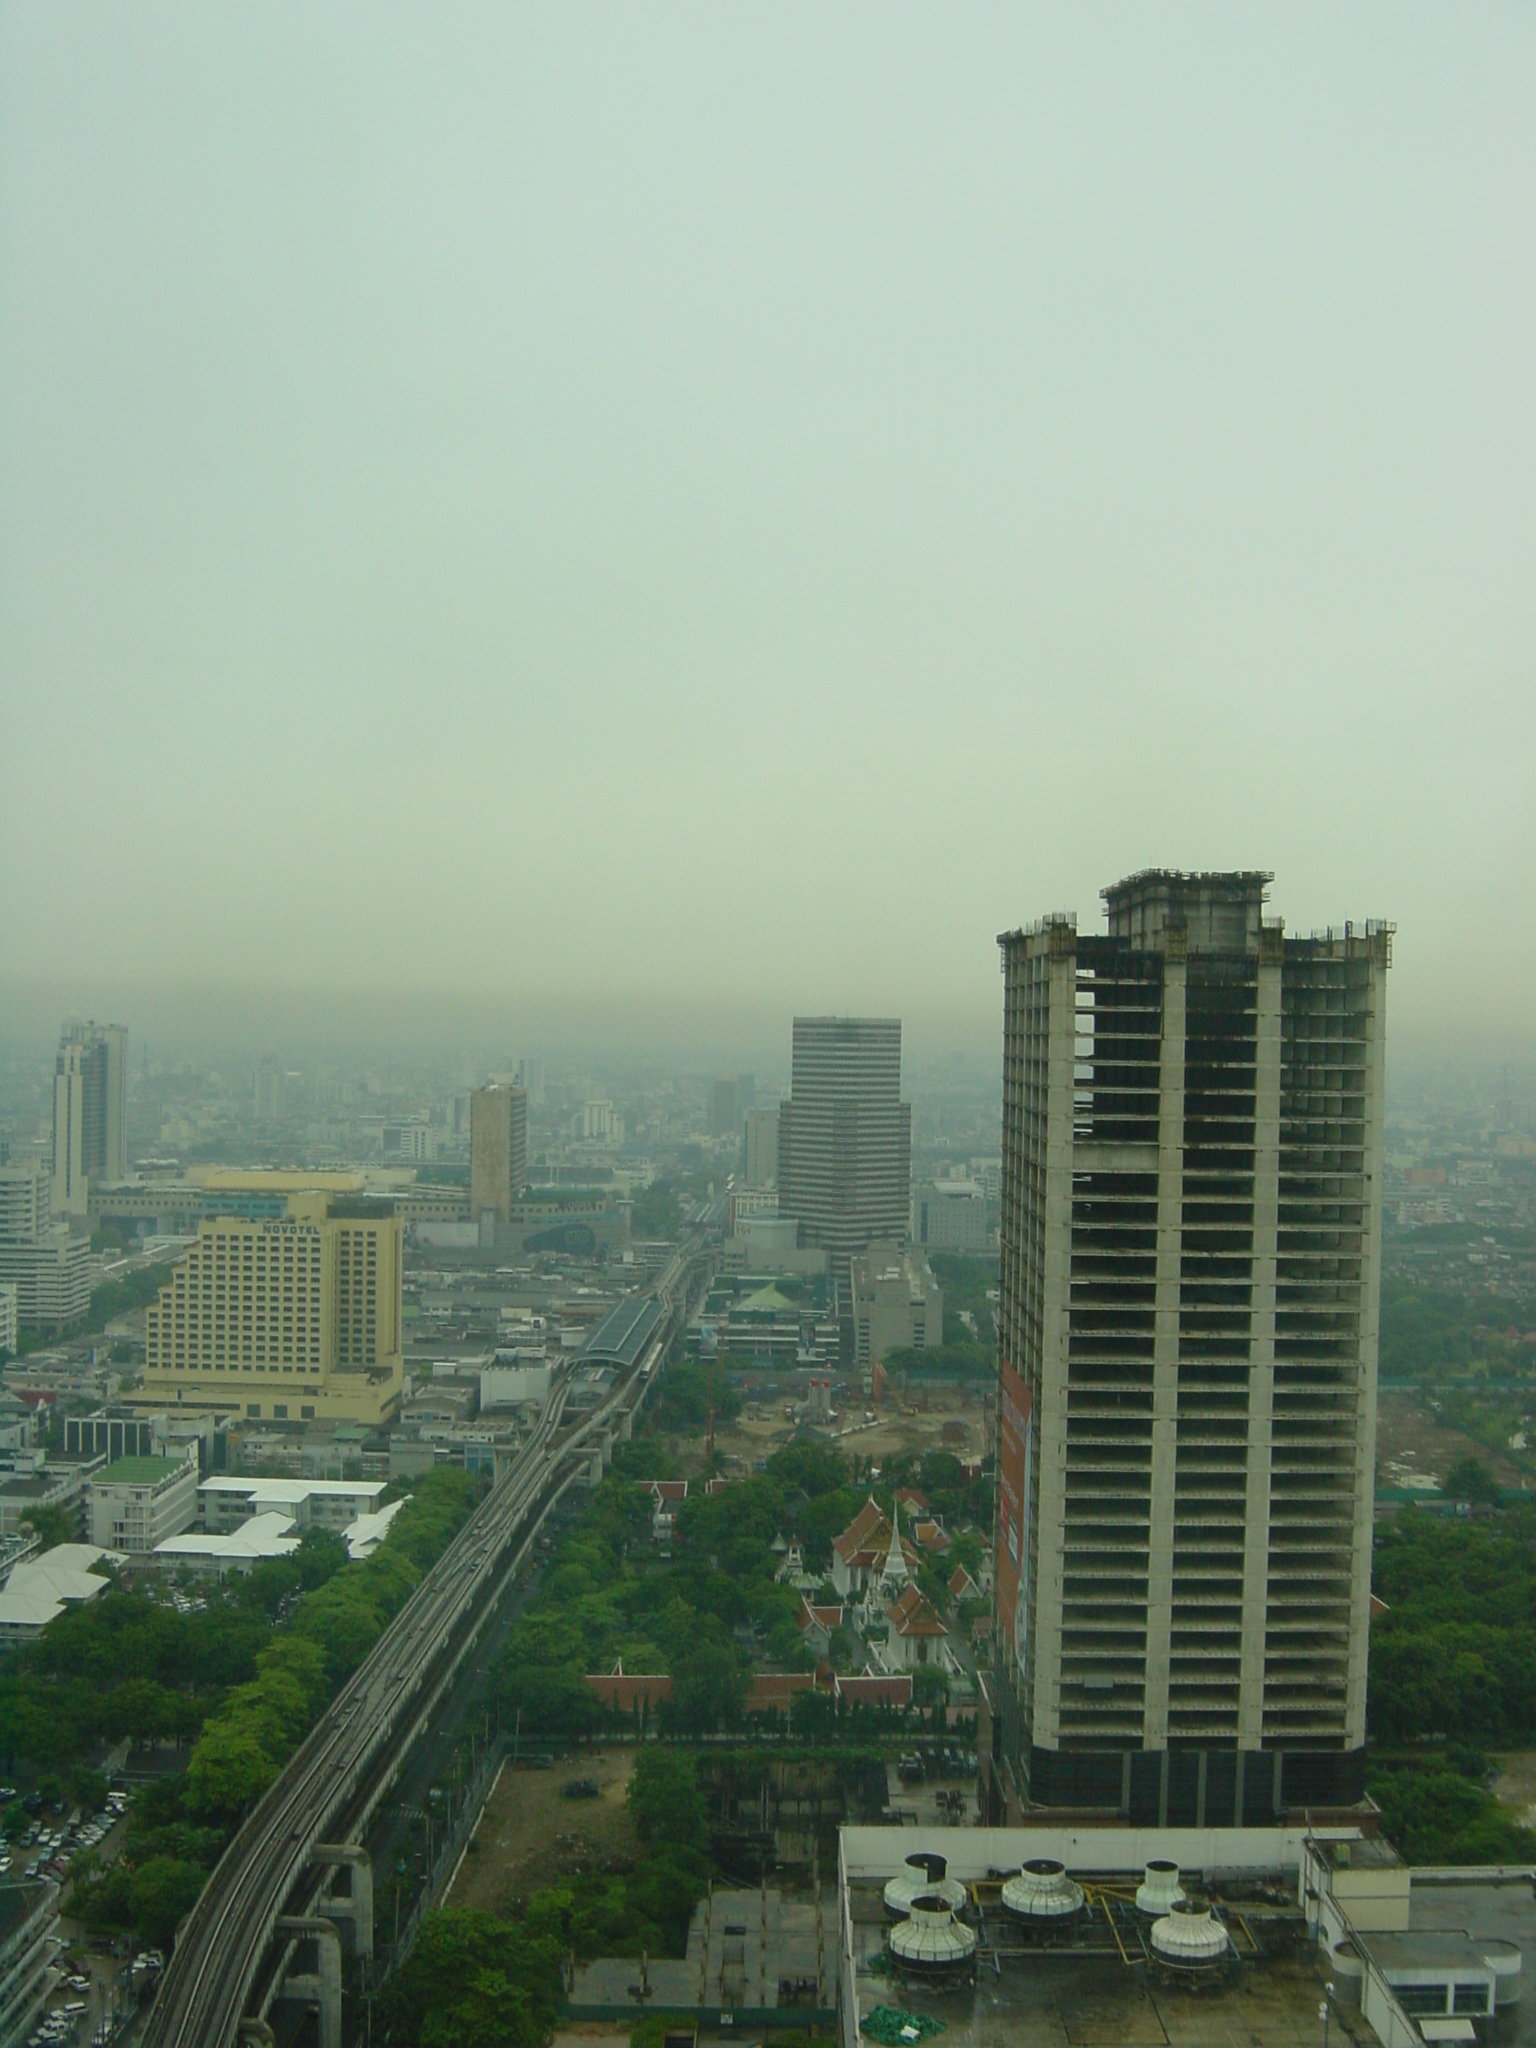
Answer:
[928,1254,997,1342]
[628,1747,709,1854]
[630,1181,683,1241]
[1370,1511,1536,1743]
[1442,1457,1503,1506]
[67,1764,109,1813]
[19,1503,77,1553]
[651,1362,741,1434]
[1367,1752,1536,1865]
[380,1906,562,2048]
[884,1341,992,1380]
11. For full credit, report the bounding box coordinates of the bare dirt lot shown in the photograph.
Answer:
[1375,1390,1527,1492]
[713,1380,989,1472]
[445,1746,638,1916]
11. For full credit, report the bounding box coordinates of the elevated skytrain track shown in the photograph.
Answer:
[143,1231,705,2048]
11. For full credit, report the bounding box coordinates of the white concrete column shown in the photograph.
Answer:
[1238,950,1282,1748]
[1143,951,1185,1749]
[316,1844,374,1958]
[276,1918,343,2048]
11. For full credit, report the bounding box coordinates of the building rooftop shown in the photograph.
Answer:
[0,1544,108,1633]
[581,1295,663,1370]
[95,1455,189,1487]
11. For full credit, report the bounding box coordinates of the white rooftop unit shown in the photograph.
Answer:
[883,1851,967,1918]
[1136,1859,1186,1916]
[1001,1858,1086,1925]
[1149,1903,1230,1972]
[888,1895,978,1976]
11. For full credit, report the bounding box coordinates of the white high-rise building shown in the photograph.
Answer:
[988,871,1389,1828]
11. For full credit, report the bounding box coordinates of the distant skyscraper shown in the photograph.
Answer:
[52,1021,127,1215]
[254,1053,286,1123]
[988,871,1390,1827]
[742,1105,780,1188]
[709,1078,740,1137]
[777,1018,911,1302]
[471,1083,527,1225]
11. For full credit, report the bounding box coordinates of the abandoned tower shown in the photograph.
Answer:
[984,870,1390,1826]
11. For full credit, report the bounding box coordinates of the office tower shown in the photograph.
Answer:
[52,1021,128,1214]
[778,1018,911,1302]
[737,1073,756,1114]
[988,871,1389,1827]
[470,1083,527,1225]
[141,1193,404,1424]
[517,1057,545,1106]
[742,1105,780,1188]
[709,1078,740,1137]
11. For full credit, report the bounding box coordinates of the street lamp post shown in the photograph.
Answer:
[1319,1978,1336,2048]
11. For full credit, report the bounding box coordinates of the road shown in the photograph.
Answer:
[142,1235,702,2048]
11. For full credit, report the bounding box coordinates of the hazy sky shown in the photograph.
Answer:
[3,6,1533,1055]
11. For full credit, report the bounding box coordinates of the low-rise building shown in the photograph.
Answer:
[0,1465,83,1542]
[0,1545,109,1647]
[849,1244,943,1369]
[87,1455,198,1554]
[880,1581,952,1673]
[198,1474,386,1534]
[829,1498,920,1601]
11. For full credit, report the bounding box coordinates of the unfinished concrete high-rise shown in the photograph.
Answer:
[985,872,1389,1827]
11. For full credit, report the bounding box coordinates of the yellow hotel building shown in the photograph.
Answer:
[140,1193,404,1425]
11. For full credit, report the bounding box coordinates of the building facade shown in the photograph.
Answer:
[0,1230,91,1335]
[470,1083,528,1225]
[777,1018,911,1305]
[51,1021,127,1216]
[850,1245,944,1369]
[140,1193,404,1424]
[87,1455,199,1554]
[912,1178,991,1255]
[742,1105,780,1188]
[990,871,1389,1826]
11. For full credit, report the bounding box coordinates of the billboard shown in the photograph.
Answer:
[996,1355,1034,1685]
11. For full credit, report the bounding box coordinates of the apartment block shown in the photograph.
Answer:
[140,1193,404,1424]
[990,871,1389,1826]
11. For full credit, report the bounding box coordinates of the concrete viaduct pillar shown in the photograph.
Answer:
[315,1842,374,1957]
[275,1917,343,2048]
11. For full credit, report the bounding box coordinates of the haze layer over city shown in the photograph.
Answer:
[1,12,1534,2048]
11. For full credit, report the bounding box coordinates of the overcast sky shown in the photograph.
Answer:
[3,6,1532,1060]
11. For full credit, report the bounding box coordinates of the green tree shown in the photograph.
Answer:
[129,1856,207,1950]
[381,1908,561,2048]
[627,1747,708,1856]
[1443,1457,1502,1507]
